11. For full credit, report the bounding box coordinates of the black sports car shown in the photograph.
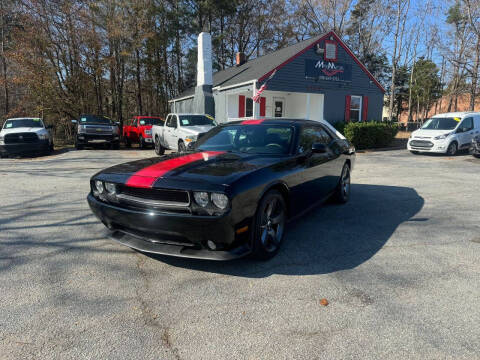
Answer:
[87,119,355,260]
[471,135,480,158]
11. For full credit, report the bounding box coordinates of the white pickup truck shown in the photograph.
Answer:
[152,113,215,155]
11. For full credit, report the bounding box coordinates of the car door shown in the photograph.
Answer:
[164,115,178,150]
[292,125,335,209]
[456,117,474,149]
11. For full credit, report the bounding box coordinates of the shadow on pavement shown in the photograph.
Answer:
[146,183,424,277]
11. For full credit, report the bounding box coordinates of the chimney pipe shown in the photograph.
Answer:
[236,52,246,67]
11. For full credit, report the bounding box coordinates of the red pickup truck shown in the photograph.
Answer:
[122,116,164,148]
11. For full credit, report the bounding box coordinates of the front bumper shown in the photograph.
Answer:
[77,134,119,144]
[87,194,251,260]
[0,139,50,155]
[407,139,448,153]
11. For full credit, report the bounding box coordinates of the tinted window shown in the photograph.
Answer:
[421,117,459,130]
[79,115,112,124]
[298,126,332,153]
[3,118,44,129]
[196,125,293,155]
[179,115,213,126]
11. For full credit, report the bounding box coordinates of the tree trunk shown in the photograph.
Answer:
[135,47,143,115]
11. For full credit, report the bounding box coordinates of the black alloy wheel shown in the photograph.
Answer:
[155,137,165,155]
[178,141,187,153]
[251,190,287,260]
[446,142,457,156]
[334,163,351,203]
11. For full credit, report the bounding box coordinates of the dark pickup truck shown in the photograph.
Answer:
[72,115,120,150]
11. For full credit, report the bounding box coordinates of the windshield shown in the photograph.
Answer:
[421,117,459,130]
[139,117,163,126]
[79,115,112,125]
[179,115,214,127]
[3,118,43,129]
[196,125,294,155]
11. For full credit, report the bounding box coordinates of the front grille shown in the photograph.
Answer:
[85,125,112,135]
[410,140,433,148]
[4,133,39,144]
[118,186,190,204]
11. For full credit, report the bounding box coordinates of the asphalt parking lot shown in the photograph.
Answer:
[1,148,479,360]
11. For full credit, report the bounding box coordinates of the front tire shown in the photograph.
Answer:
[178,141,187,153]
[154,137,165,155]
[139,136,145,149]
[410,150,419,155]
[334,163,351,204]
[75,141,84,150]
[446,141,458,156]
[124,137,131,148]
[251,190,287,260]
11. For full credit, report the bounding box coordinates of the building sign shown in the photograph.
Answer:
[305,59,352,82]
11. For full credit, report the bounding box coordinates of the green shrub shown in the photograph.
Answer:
[342,121,398,150]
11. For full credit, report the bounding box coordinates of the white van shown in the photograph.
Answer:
[407,112,480,155]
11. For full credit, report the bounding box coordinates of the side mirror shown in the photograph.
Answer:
[71,119,77,124]
[312,143,328,154]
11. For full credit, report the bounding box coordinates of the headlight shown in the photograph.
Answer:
[78,125,87,134]
[144,129,152,135]
[211,193,228,209]
[38,133,48,140]
[193,191,209,207]
[105,182,116,194]
[94,180,104,193]
[434,133,452,140]
[185,135,198,143]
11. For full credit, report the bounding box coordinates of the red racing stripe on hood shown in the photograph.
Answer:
[126,151,226,188]
[241,119,264,125]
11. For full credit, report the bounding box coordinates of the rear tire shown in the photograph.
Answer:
[178,141,187,153]
[154,137,165,155]
[446,141,458,156]
[334,163,351,204]
[250,190,287,261]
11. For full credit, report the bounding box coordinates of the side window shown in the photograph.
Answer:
[166,116,177,128]
[298,125,332,153]
[461,117,473,132]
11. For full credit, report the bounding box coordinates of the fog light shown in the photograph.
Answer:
[105,182,116,194]
[95,180,104,193]
[207,240,217,250]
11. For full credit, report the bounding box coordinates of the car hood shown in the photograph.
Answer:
[0,127,47,135]
[95,151,283,191]
[181,125,214,134]
[411,129,456,139]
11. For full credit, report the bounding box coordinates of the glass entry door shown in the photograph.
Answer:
[274,98,285,117]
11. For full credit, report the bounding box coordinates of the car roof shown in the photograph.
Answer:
[432,112,480,118]
[223,118,321,126]
[6,117,42,121]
